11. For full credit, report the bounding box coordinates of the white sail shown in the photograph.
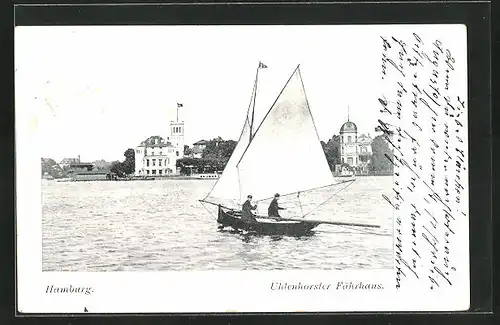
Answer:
[236,67,336,202]
[203,118,251,207]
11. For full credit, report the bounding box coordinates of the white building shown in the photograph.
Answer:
[339,120,372,170]
[134,121,185,176]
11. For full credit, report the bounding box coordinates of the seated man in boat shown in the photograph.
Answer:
[268,193,286,219]
[241,195,258,224]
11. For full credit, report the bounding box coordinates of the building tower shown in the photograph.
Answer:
[339,108,359,166]
[169,120,185,158]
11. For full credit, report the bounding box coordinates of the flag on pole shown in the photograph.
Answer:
[177,103,183,108]
[258,62,268,69]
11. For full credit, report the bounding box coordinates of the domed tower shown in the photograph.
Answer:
[339,119,359,167]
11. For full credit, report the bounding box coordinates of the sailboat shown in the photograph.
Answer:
[200,63,379,236]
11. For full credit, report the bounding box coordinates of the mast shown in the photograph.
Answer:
[201,64,260,206]
[249,62,264,141]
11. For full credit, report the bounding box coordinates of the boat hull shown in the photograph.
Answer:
[217,206,319,236]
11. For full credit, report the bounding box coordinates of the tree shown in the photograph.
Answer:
[368,135,394,175]
[184,145,192,156]
[176,157,228,175]
[321,135,341,171]
[110,161,125,177]
[121,148,135,175]
[202,137,236,161]
[109,149,135,177]
[219,140,237,159]
[41,158,66,179]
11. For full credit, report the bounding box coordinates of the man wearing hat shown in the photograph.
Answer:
[241,195,258,223]
[268,193,286,219]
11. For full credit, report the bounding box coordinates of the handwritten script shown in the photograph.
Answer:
[379,31,468,291]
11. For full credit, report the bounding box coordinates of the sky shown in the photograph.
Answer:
[16,25,388,162]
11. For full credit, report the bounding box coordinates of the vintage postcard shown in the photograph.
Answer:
[16,24,469,313]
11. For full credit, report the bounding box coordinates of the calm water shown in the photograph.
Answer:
[42,176,393,271]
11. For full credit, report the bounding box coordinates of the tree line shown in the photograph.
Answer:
[42,133,393,179]
[176,138,237,175]
[176,134,393,175]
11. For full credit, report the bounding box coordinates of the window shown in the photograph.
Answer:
[152,159,156,166]
[136,149,140,154]
[159,170,163,175]
[146,170,150,175]
[159,160,162,166]
[176,151,179,157]
[348,136,352,143]
[152,170,156,175]
[159,151,162,156]
[146,159,150,167]
[166,158,170,164]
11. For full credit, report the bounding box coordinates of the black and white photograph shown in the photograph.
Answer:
[16,24,470,313]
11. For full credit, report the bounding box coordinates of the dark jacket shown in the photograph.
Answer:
[242,200,257,223]
[268,198,285,218]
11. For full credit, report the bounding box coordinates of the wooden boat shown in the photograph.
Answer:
[217,206,319,236]
[200,62,379,236]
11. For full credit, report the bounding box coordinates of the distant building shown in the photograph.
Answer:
[339,119,373,174]
[135,119,185,176]
[193,139,208,150]
[134,136,179,176]
[191,140,208,158]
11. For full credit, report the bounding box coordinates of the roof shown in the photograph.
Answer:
[138,136,174,148]
[60,158,80,164]
[340,121,357,133]
[193,139,207,145]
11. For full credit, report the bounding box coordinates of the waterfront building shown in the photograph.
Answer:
[134,118,186,176]
[339,118,373,174]
[65,162,114,181]
[134,136,180,176]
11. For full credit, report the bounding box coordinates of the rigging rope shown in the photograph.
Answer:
[302,179,355,218]
[200,201,218,221]
[334,224,391,237]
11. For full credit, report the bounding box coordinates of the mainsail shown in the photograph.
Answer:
[203,65,338,208]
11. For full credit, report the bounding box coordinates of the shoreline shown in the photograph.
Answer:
[46,174,393,183]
